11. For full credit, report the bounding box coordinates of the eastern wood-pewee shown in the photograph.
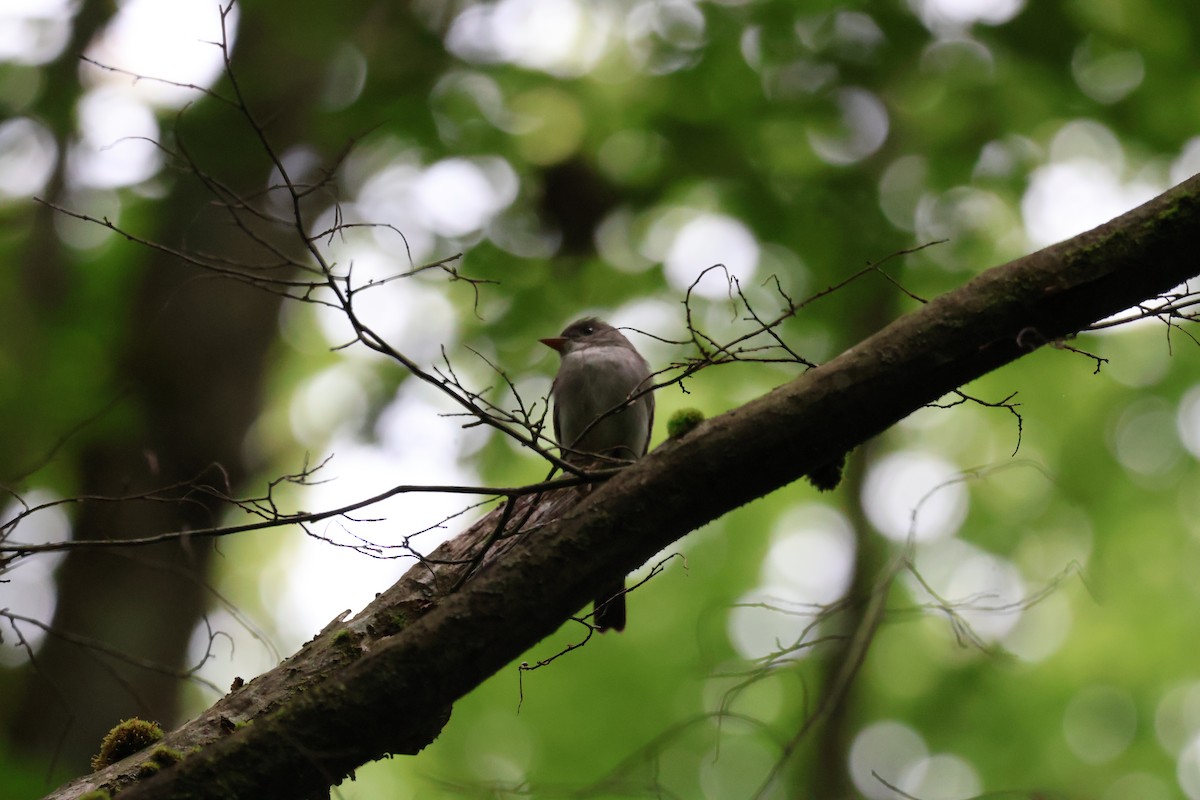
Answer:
[541,317,655,632]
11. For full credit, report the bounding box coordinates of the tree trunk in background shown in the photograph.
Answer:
[4,9,338,775]
[809,282,896,800]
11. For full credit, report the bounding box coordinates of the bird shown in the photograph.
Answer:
[541,317,654,632]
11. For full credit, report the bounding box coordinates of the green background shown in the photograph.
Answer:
[2,1,1200,798]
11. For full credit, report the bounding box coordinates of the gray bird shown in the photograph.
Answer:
[541,317,654,632]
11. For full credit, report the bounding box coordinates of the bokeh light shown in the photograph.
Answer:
[862,450,968,542]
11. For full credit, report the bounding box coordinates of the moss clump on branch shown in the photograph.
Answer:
[333,628,364,657]
[366,610,408,638]
[91,717,165,771]
[667,408,705,439]
[150,745,184,766]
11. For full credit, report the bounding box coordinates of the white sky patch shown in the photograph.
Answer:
[272,460,414,648]
[349,153,518,250]
[899,753,982,800]
[275,383,482,643]
[69,86,162,189]
[660,211,760,298]
[1022,160,1160,249]
[1049,118,1124,165]
[727,586,823,662]
[861,450,968,542]
[1022,119,1164,248]
[610,296,679,368]
[1171,137,1200,186]
[0,492,70,666]
[911,538,1027,642]
[289,363,373,449]
[0,0,73,65]
[729,504,857,660]
[311,251,460,364]
[0,117,57,199]
[351,162,438,263]
[849,720,929,800]
[762,504,856,606]
[84,0,236,108]
[493,0,604,74]
[446,0,614,78]
[414,157,518,238]
[58,0,236,190]
[184,606,280,696]
[907,0,1024,31]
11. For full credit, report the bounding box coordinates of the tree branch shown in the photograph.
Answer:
[54,174,1200,799]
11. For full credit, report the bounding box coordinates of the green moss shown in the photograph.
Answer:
[136,760,160,778]
[79,791,111,800]
[150,745,183,766]
[91,717,165,771]
[667,408,705,439]
[374,614,408,638]
[332,628,364,655]
[367,611,408,638]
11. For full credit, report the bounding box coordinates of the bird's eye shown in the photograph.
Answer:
[583,326,594,335]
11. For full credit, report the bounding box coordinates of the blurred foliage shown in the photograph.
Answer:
[3,0,1200,798]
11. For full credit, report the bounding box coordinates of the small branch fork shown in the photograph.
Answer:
[0,457,598,563]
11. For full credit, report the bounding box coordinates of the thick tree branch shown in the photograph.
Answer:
[55,174,1200,799]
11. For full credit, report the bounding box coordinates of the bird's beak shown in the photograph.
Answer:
[539,337,567,353]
